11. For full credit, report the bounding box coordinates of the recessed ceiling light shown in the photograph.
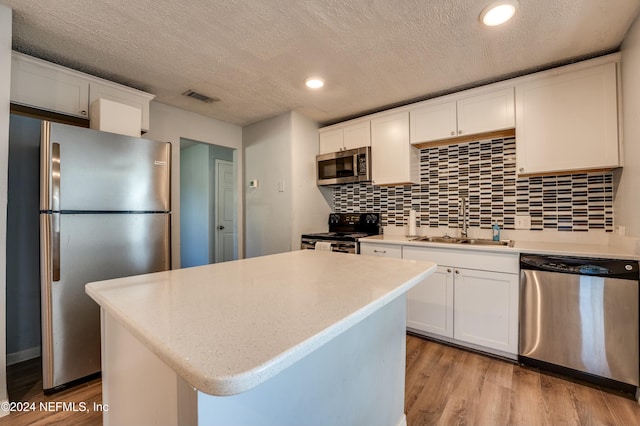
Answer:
[480,1,518,26]
[305,77,325,89]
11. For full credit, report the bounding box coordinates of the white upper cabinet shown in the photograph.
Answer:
[10,52,155,132]
[410,87,515,145]
[319,120,370,154]
[410,100,457,143]
[318,128,344,154]
[457,88,515,136]
[515,61,619,175]
[89,81,154,132]
[11,53,90,118]
[370,111,419,185]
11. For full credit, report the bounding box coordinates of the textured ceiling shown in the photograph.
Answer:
[1,0,640,126]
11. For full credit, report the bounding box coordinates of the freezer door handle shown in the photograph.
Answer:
[52,213,60,282]
[52,142,60,211]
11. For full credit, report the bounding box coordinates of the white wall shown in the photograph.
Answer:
[290,111,332,249]
[6,115,41,362]
[144,102,243,266]
[0,4,11,417]
[243,113,293,258]
[617,14,640,238]
[180,144,210,267]
[243,111,331,258]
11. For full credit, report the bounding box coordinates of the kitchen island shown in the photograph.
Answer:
[85,250,436,426]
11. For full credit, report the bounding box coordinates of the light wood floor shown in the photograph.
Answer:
[2,336,639,425]
[0,357,101,426]
[405,334,640,425]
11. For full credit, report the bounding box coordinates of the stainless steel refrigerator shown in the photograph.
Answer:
[40,121,171,392]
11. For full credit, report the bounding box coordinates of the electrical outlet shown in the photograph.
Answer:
[515,215,531,230]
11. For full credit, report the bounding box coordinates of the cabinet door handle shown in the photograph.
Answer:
[455,269,460,274]
[458,130,462,135]
[450,131,455,136]
[519,167,524,173]
[81,110,87,116]
[447,268,452,273]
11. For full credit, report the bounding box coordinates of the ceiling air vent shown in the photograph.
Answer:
[182,89,220,104]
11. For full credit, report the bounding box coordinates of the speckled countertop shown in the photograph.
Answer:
[85,250,436,396]
[360,234,639,260]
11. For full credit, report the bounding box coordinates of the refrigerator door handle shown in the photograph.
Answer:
[52,212,60,282]
[40,213,55,389]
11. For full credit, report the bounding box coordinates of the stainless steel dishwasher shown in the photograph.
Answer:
[520,254,639,397]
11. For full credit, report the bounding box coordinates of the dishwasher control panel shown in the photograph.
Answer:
[520,254,639,280]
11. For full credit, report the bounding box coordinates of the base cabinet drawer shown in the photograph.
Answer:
[359,243,402,258]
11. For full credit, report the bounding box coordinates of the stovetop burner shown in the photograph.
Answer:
[301,213,381,242]
[302,232,371,242]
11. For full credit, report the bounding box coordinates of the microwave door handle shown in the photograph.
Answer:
[353,154,358,176]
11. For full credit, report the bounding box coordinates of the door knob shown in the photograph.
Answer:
[217,225,225,230]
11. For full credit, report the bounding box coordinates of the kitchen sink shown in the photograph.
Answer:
[459,238,513,247]
[411,236,513,247]
[413,236,462,244]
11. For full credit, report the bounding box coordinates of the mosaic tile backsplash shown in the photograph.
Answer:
[333,137,614,232]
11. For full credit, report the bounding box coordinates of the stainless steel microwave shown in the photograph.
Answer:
[316,147,371,185]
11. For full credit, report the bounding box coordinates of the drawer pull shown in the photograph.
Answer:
[374,250,387,254]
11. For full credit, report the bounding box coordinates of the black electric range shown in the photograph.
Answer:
[300,213,381,254]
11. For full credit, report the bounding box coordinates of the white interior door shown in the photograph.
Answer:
[215,160,235,263]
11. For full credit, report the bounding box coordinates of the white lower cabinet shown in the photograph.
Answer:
[406,265,453,338]
[453,267,519,354]
[400,245,519,357]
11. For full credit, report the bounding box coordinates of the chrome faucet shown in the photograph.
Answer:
[460,196,468,238]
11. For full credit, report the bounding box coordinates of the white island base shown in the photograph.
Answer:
[88,251,435,425]
[102,295,408,426]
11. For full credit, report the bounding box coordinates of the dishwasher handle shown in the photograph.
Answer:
[520,254,639,280]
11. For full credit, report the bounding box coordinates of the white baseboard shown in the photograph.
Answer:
[0,398,9,418]
[396,413,407,426]
[7,346,40,366]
